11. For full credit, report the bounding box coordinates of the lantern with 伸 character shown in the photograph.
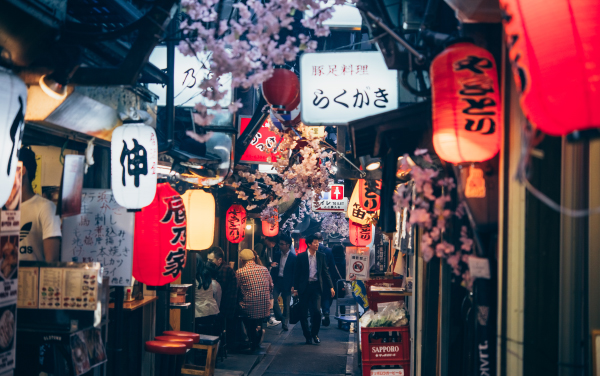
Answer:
[226,204,247,244]
[430,42,501,164]
[358,179,381,211]
[133,183,187,286]
[262,210,279,237]
[500,0,600,137]
[349,219,373,247]
[182,189,215,250]
[262,67,300,112]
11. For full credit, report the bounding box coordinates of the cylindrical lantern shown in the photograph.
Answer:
[500,0,600,136]
[431,42,502,164]
[182,189,215,250]
[226,204,247,244]
[296,238,307,254]
[0,68,27,208]
[262,210,279,237]
[111,122,158,209]
[133,183,187,286]
[358,179,381,211]
[262,68,300,110]
[349,220,373,247]
[348,182,379,225]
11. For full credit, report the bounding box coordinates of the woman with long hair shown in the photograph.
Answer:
[195,256,222,336]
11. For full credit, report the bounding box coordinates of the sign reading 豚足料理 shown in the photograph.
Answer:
[300,51,398,125]
[312,184,348,213]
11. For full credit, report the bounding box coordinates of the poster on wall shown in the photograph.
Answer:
[58,155,85,218]
[346,247,370,281]
[1,163,21,234]
[62,189,135,286]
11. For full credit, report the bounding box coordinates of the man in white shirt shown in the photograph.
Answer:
[18,148,61,262]
[270,233,296,331]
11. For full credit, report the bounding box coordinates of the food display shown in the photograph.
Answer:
[39,268,63,309]
[0,237,18,280]
[37,264,101,310]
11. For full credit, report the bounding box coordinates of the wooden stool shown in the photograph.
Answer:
[145,340,187,376]
[180,335,220,376]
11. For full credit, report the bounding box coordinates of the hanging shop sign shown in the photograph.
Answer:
[182,190,215,250]
[500,0,600,136]
[300,51,398,125]
[262,210,279,237]
[348,182,379,225]
[239,117,281,164]
[225,204,247,244]
[358,179,381,211]
[133,183,187,286]
[111,122,158,210]
[304,2,362,30]
[0,68,26,208]
[430,42,501,164]
[349,219,373,247]
[312,184,348,213]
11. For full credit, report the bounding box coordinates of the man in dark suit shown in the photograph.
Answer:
[292,234,335,345]
[270,233,296,331]
[315,232,341,327]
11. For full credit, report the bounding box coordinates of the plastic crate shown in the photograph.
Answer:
[365,279,404,313]
[360,326,410,363]
[362,360,410,376]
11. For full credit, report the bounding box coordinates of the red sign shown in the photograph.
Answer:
[330,184,344,200]
[358,179,381,211]
[226,204,247,244]
[239,117,281,164]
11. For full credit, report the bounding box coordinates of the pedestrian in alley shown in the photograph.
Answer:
[270,232,296,331]
[292,234,335,345]
[255,235,281,327]
[236,249,273,351]
[207,247,238,350]
[315,232,341,327]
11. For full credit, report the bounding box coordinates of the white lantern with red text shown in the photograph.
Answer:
[111,121,158,210]
[182,189,215,250]
[0,68,26,208]
[262,209,279,237]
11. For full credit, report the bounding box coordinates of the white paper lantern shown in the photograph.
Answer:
[111,122,158,209]
[0,68,27,208]
[182,189,215,250]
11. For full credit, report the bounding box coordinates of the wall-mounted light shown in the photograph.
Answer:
[39,74,68,100]
[359,155,381,171]
[246,224,252,230]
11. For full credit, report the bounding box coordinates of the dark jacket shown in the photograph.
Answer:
[270,250,296,293]
[318,244,341,282]
[293,250,333,295]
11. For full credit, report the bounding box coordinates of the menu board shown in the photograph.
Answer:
[38,267,100,310]
[16,267,38,308]
[39,268,62,309]
[62,189,134,286]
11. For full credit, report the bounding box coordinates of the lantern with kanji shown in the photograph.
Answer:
[349,220,373,247]
[182,189,215,250]
[348,182,379,225]
[226,204,247,244]
[262,210,279,237]
[296,238,307,254]
[262,67,300,111]
[133,183,187,286]
[500,0,600,136]
[0,68,26,208]
[358,179,381,211]
[111,121,158,210]
[430,42,501,164]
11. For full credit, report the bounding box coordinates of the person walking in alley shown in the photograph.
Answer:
[315,232,340,327]
[270,233,296,331]
[292,234,335,345]
[236,249,273,351]
[207,247,238,350]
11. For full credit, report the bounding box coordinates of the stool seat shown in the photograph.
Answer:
[155,336,194,349]
[145,340,187,355]
[163,330,200,343]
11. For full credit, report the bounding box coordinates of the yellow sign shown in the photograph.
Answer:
[347,182,379,225]
[32,155,42,195]
[465,167,486,198]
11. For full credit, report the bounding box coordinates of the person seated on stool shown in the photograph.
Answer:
[195,258,221,335]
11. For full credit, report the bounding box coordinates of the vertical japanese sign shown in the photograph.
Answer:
[300,51,398,125]
[238,117,281,164]
[62,189,135,286]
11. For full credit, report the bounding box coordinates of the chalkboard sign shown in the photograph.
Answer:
[62,189,134,286]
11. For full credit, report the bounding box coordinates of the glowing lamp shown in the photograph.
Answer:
[349,219,373,247]
[262,210,279,237]
[133,183,187,286]
[0,68,26,208]
[226,204,247,244]
[262,67,300,111]
[182,189,215,250]
[500,0,600,136]
[111,122,158,210]
[358,179,381,212]
[430,42,501,164]
[348,182,379,225]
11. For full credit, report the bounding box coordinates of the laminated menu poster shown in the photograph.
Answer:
[38,266,100,310]
[70,328,107,376]
[0,303,16,375]
[62,189,134,286]
[1,163,21,234]
[16,267,38,308]
[39,268,62,309]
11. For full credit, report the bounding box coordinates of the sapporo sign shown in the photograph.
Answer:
[300,51,398,125]
[312,184,348,212]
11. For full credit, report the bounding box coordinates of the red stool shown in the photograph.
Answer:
[145,340,187,376]
[163,331,201,344]
[155,336,195,349]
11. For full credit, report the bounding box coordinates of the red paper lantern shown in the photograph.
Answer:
[133,183,187,286]
[262,68,300,110]
[431,42,502,164]
[358,179,381,211]
[226,204,247,244]
[261,210,279,237]
[500,0,600,136]
[349,220,372,247]
[296,238,307,254]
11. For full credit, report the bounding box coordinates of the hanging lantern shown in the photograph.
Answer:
[261,210,279,237]
[348,182,379,225]
[296,238,307,254]
[430,42,501,164]
[358,179,381,211]
[133,183,187,286]
[349,220,373,247]
[0,68,26,208]
[182,189,215,250]
[226,204,247,244]
[500,0,600,136]
[262,67,300,111]
[111,122,158,210]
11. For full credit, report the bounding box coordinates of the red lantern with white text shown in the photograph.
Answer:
[296,238,307,254]
[226,204,247,244]
[133,183,187,286]
[349,220,372,247]
[262,210,279,237]
[262,68,300,111]
[358,179,381,211]
[431,42,501,164]
[500,0,600,136]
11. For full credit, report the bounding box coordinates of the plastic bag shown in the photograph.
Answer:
[360,301,409,328]
[359,310,375,328]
